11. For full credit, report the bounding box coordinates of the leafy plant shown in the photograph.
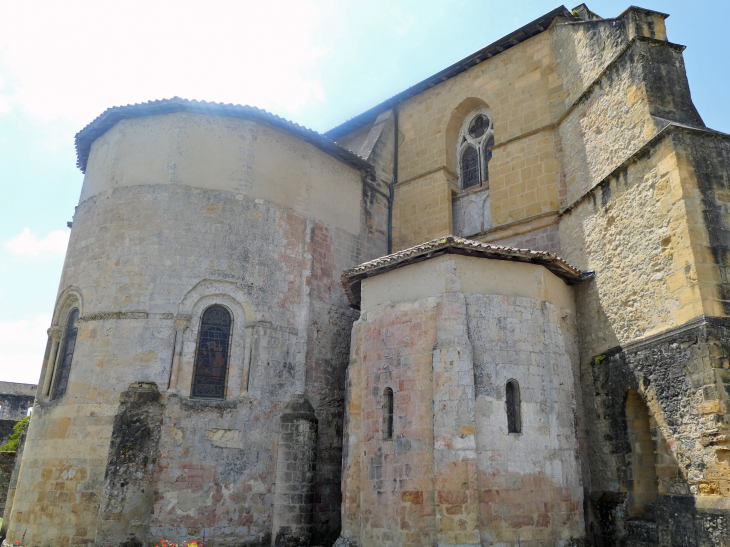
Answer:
[0,417,30,452]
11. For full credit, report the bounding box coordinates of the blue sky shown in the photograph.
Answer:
[1,0,728,384]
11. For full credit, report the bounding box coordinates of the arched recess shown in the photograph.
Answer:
[178,279,255,319]
[52,286,84,327]
[176,280,255,398]
[444,96,492,175]
[40,287,84,398]
[625,389,659,519]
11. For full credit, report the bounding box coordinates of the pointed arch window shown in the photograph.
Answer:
[382,387,394,440]
[506,379,521,434]
[192,305,232,399]
[461,146,480,189]
[482,135,495,184]
[458,110,495,190]
[51,308,79,400]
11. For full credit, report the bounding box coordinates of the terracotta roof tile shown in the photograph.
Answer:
[74,97,374,174]
[341,235,583,308]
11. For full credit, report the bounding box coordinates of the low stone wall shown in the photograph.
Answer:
[0,452,17,515]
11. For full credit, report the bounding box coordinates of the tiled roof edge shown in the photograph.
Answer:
[341,235,583,308]
[74,97,374,174]
[325,5,572,141]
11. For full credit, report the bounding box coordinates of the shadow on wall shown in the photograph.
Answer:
[584,334,730,547]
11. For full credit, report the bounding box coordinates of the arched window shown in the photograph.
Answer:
[458,110,495,190]
[482,135,494,184]
[461,146,480,189]
[191,305,232,399]
[51,308,79,400]
[506,380,521,433]
[382,387,394,440]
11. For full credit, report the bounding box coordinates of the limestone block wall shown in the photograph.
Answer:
[578,319,730,544]
[5,112,388,547]
[377,28,565,251]
[552,8,730,544]
[553,10,702,209]
[452,187,490,238]
[392,169,456,251]
[465,290,584,541]
[340,255,583,547]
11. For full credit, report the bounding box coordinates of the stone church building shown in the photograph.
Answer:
[3,4,730,546]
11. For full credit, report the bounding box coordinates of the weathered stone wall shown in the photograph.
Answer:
[452,186,490,238]
[342,297,439,546]
[340,255,583,546]
[0,382,37,422]
[0,428,26,541]
[272,394,318,547]
[5,112,388,546]
[0,452,16,515]
[552,8,730,545]
[467,293,584,544]
[96,382,163,547]
[581,318,730,545]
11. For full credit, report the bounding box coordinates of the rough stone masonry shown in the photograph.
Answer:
[3,3,730,547]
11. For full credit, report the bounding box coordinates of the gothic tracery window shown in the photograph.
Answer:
[458,110,495,190]
[506,379,521,434]
[382,387,394,440]
[461,146,480,189]
[191,305,232,399]
[51,308,79,400]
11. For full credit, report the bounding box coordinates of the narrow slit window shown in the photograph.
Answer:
[52,308,79,400]
[382,388,394,440]
[506,380,521,433]
[461,145,480,189]
[191,305,232,399]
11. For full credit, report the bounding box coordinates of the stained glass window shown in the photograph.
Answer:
[483,135,495,186]
[52,308,79,400]
[458,111,494,190]
[191,306,232,399]
[506,380,521,433]
[382,387,394,440]
[461,145,480,189]
[468,114,490,138]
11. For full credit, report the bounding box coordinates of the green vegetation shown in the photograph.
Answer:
[0,416,30,452]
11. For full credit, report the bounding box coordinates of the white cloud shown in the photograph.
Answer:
[0,314,50,384]
[5,228,70,257]
[0,0,334,127]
